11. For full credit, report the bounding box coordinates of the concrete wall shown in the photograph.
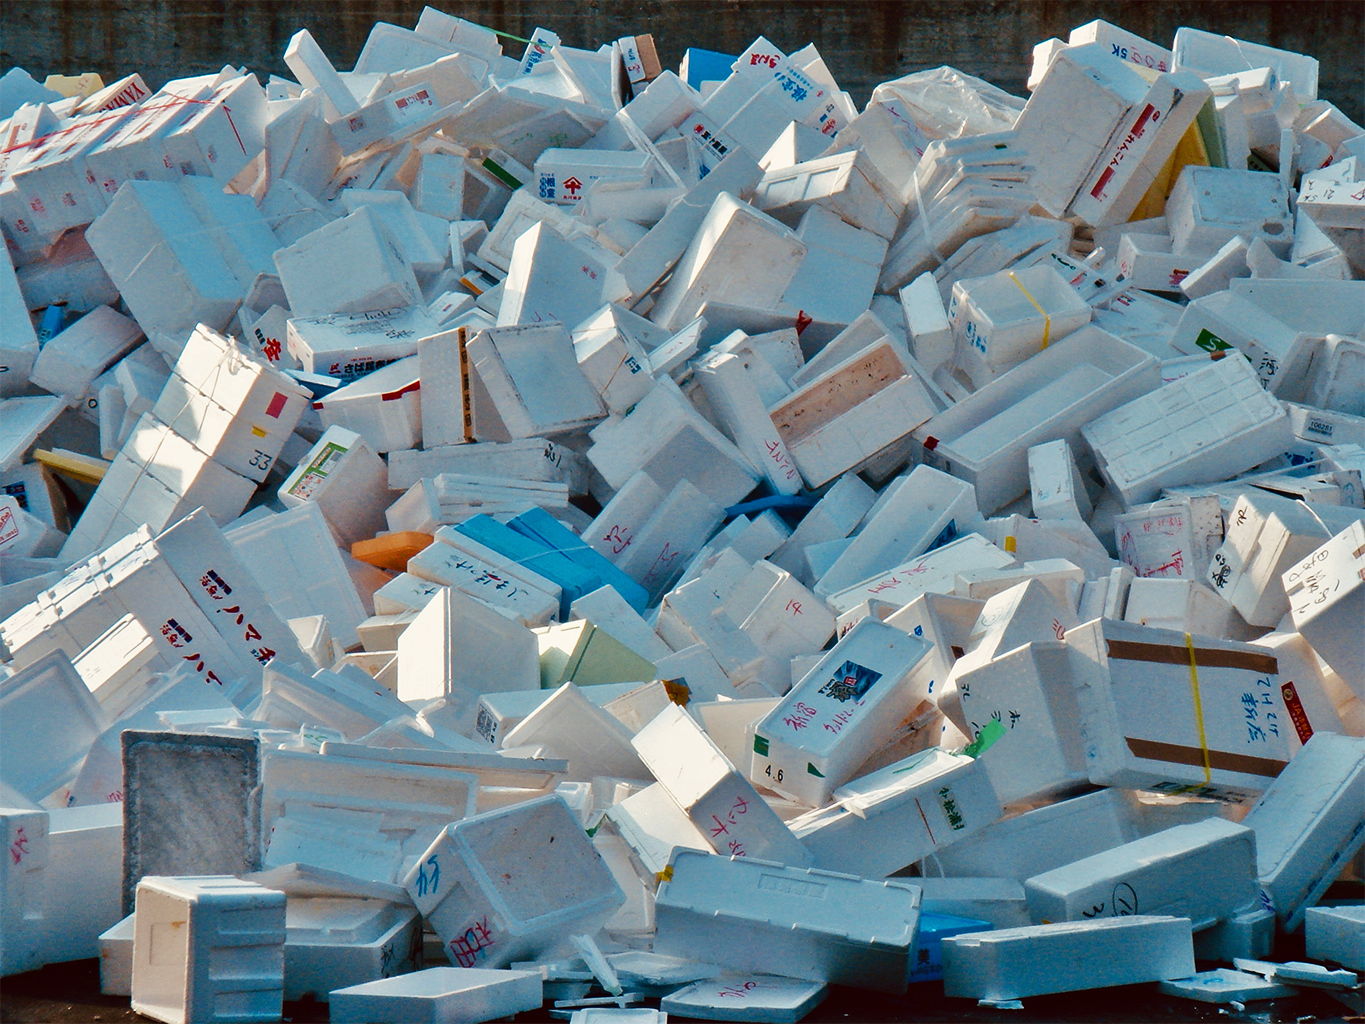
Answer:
[2,1,1361,121]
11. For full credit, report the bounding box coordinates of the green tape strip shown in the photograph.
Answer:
[963,718,1007,758]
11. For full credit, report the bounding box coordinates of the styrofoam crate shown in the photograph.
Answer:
[655,848,922,994]
[402,795,624,968]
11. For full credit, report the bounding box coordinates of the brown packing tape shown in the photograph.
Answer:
[1106,639,1277,676]
[1125,737,1288,778]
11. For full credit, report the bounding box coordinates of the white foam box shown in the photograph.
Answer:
[1166,166,1293,257]
[662,975,827,1023]
[815,466,979,599]
[1241,733,1365,931]
[155,508,311,704]
[788,748,1000,878]
[826,533,1016,619]
[649,191,805,332]
[131,876,285,1024]
[1118,495,1223,581]
[768,340,936,489]
[224,504,368,649]
[286,306,435,383]
[467,321,606,440]
[940,789,1144,884]
[314,355,422,454]
[655,848,922,994]
[1066,618,1290,800]
[571,304,660,415]
[396,585,538,725]
[1012,43,1154,217]
[278,425,392,547]
[388,440,587,494]
[500,682,649,781]
[274,207,422,319]
[495,221,628,332]
[0,495,62,559]
[151,325,310,482]
[1170,291,1314,397]
[695,351,801,496]
[0,244,39,397]
[754,148,903,240]
[84,179,243,336]
[748,619,934,806]
[949,265,1092,388]
[916,326,1158,515]
[408,530,560,626]
[60,413,256,560]
[330,967,542,1024]
[99,913,135,995]
[1158,967,1295,1004]
[1071,67,1208,226]
[1025,817,1257,929]
[631,703,810,865]
[1172,26,1317,100]
[534,146,651,205]
[1121,577,1232,637]
[252,663,412,745]
[1282,520,1365,692]
[1081,354,1293,509]
[2,529,252,697]
[29,305,143,403]
[587,380,759,509]
[402,795,623,968]
[942,915,1195,1001]
[1,807,48,976]
[1305,905,1365,972]
[1218,501,1363,628]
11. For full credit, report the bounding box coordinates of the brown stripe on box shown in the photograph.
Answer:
[1106,639,1277,675]
[769,343,905,444]
[1125,737,1288,777]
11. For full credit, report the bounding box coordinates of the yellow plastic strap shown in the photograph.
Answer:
[1185,632,1212,787]
[1008,271,1051,349]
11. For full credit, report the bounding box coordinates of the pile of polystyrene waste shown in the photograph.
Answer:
[1,8,1363,1023]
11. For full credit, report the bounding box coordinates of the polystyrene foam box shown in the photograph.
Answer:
[1241,733,1365,932]
[121,732,264,916]
[84,180,243,336]
[313,354,423,454]
[941,916,1195,1001]
[749,619,934,806]
[329,967,543,1024]
[1282,520,1365,693]
[100,913,135,995]
[285,306,434,382]
[916,325,1159,515]
[131,875,285,1024]
[1025,817,1257,930]
[277,425,392,547]
[273,207,422,319]
[0,650,109,803]
[468,321,606,440]
[151,325,310,483]
[396,585,539,728]
[283,897,421,1001]
[631,703,811,866]
[224,503,368,650]
[402,795,624,969]
[769,340,936,489]
[1,807,49,976]
[949,264,1091,388]
[655,848,923,994]
[788,747,1001,878]
[1305,905,1365,972]
[1066,618,1290,800]
[661,974,828,1023]
[29,304,144,402]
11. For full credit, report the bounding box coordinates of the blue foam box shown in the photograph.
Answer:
[681,47,737,90]
[909,911,993,983]
[506,508,650,613]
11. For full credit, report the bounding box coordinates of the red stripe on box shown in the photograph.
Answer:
[381,381,421,402]
[265,392,287,418]
[1131,103,1157,134]
[1090,166,1116,199]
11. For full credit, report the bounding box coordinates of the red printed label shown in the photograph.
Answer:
[1280,681,1313,745]
[264,392,287,418]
